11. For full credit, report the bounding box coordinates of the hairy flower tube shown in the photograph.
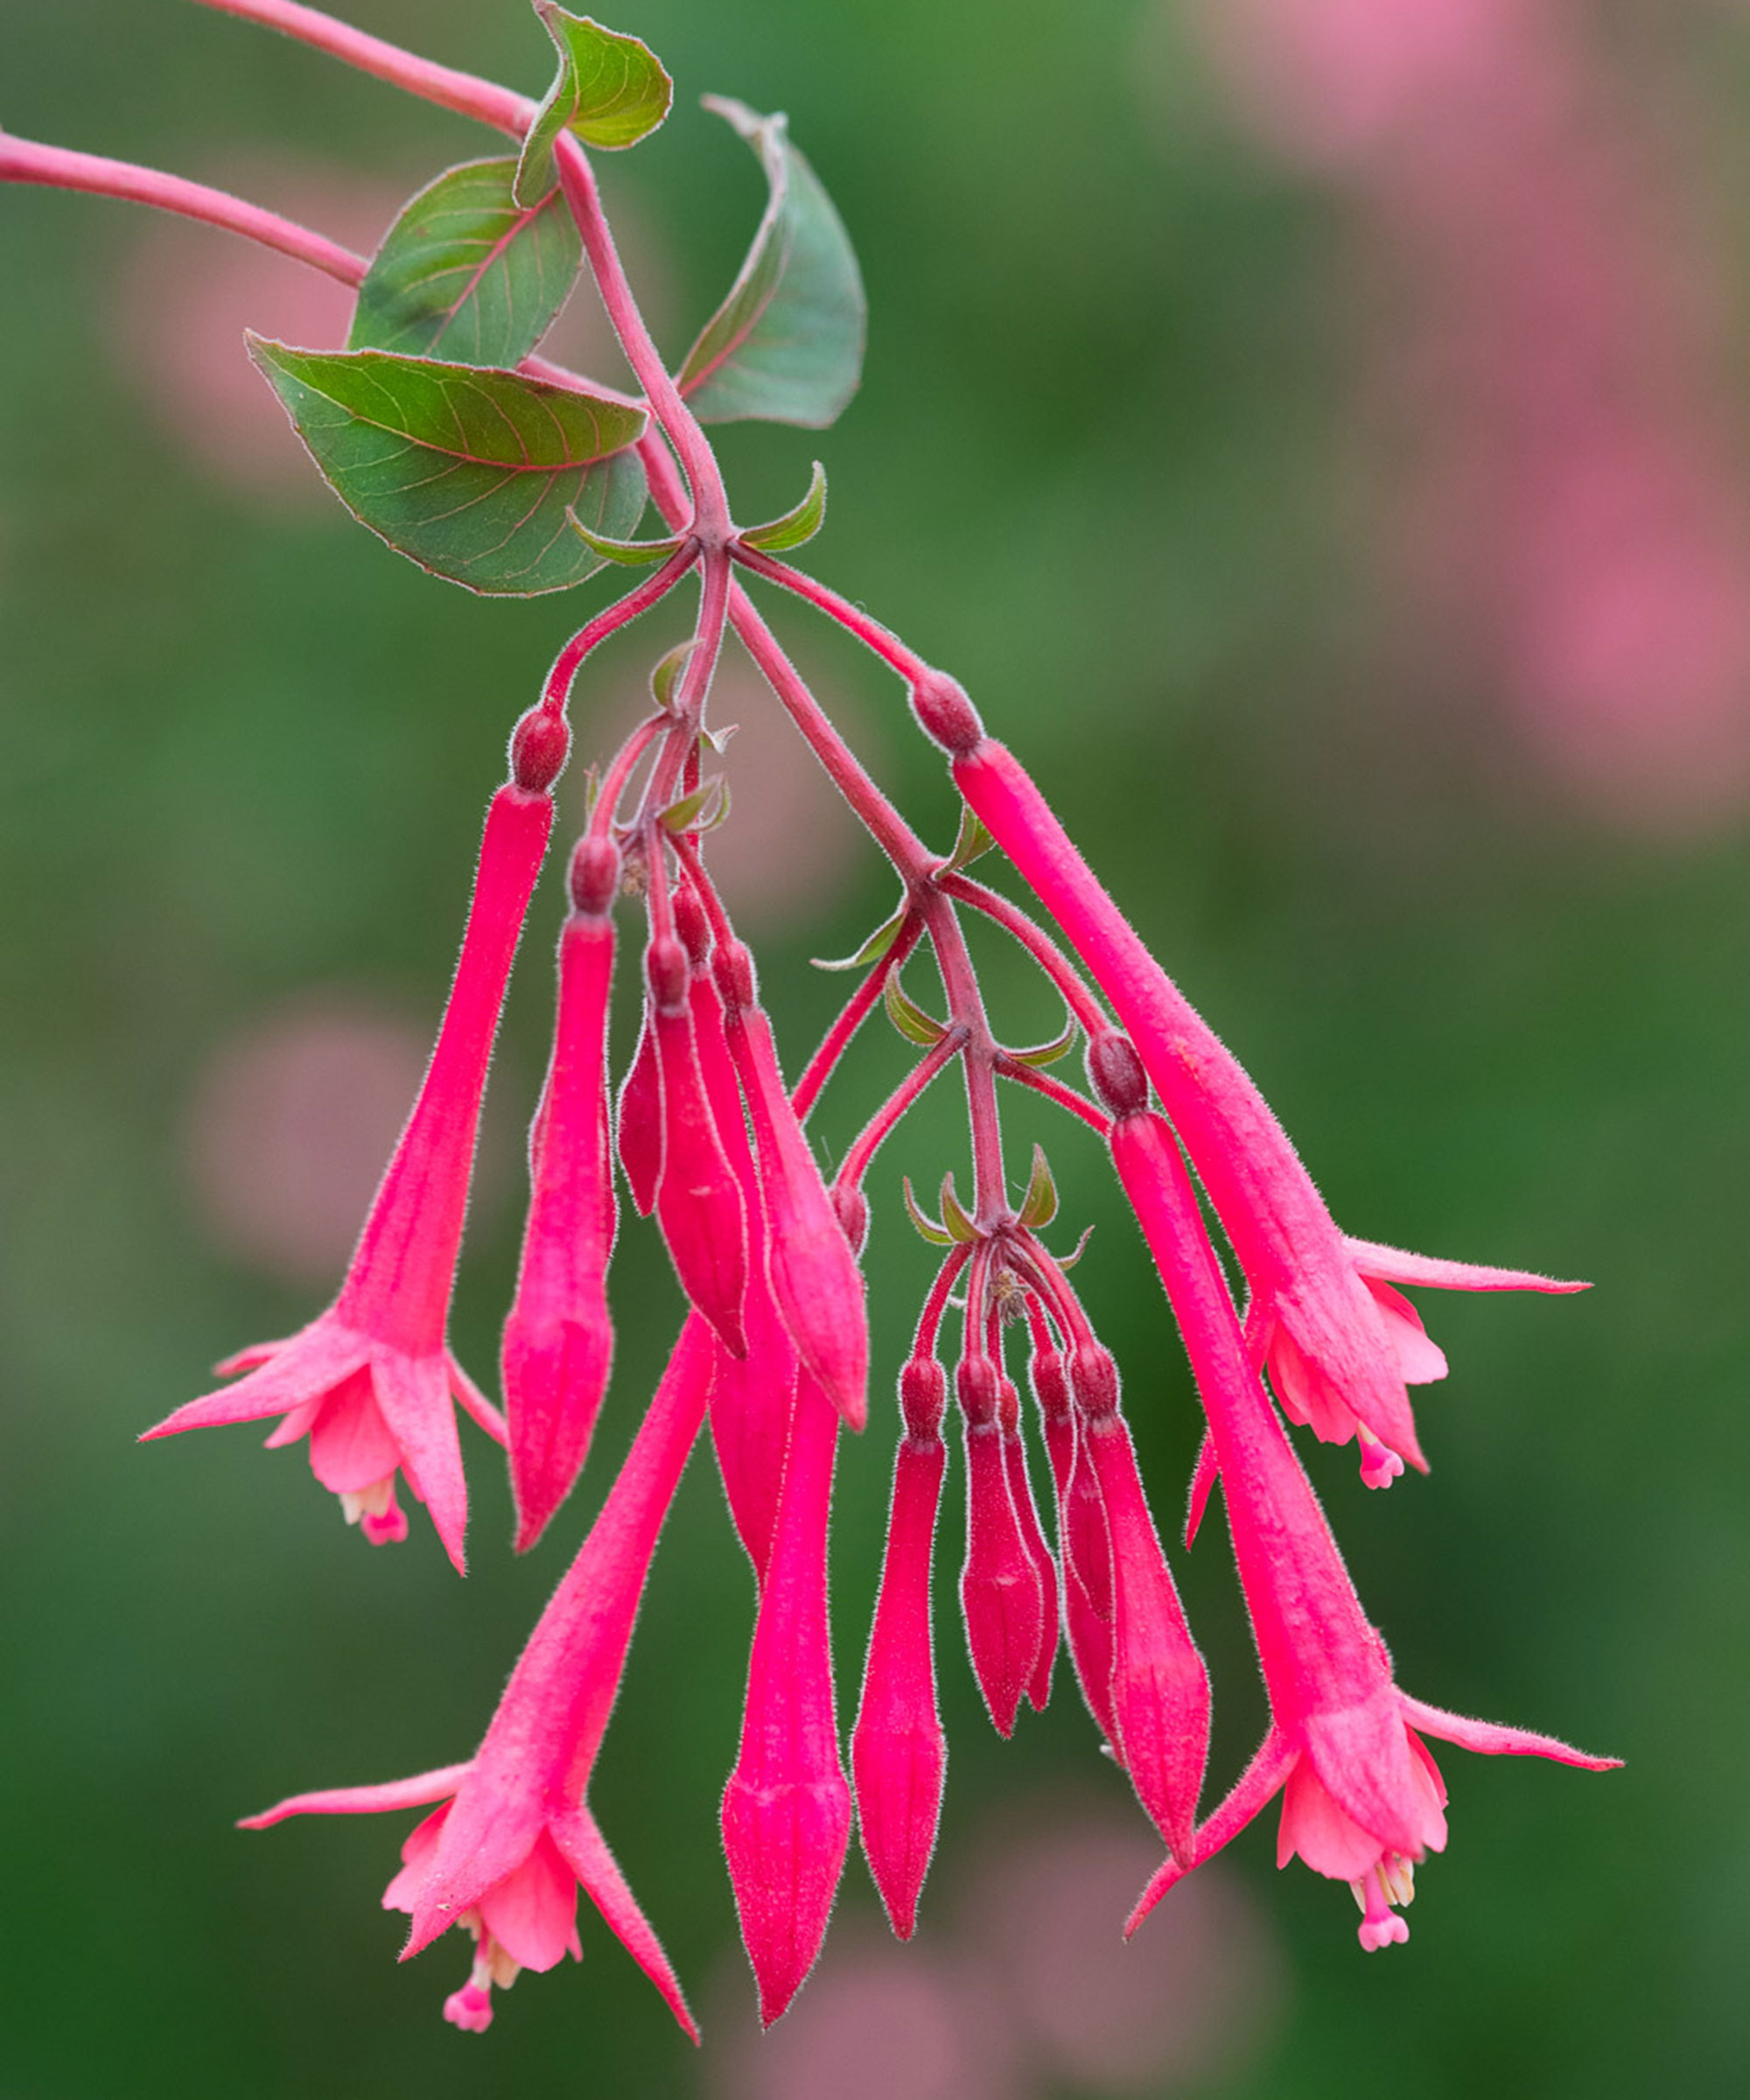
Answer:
[2,0,1620,2043]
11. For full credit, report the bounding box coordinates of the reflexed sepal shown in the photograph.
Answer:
[812,902,907,973]
[901,1177,956,1248]
[942,805,996,873]
[883,969,948,1047]
[566,512,686,565]
[739,461,827,553]
[938,1172,977,1244]
[1018,1144,1059,1230]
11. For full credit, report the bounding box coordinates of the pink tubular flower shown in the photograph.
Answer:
[714,937,871,1432]
[500,834,621,1553]
[241,1315,714,2036]
[1108,1107,1617,1947]
[1030,1332,1118,1752]
[851,1354,949,1940]
[143,772,556,1571]
[956,1354,1046,1740]
[722,1369,853,2025]
[955,738,1585,1486]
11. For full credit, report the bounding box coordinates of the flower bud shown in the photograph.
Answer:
[900,1356,948,1442]
[508,706,570,794]
[644,934,689,1016]
[833,1182,870,1255]
[653,999,749,1358]
[909,669,984,754]
[1070,1342,1122,1422]
[999,1376,1059,1713]
[957,1355,1043,1737]
[673,884,710,970]
[568,833,621,919]
[615,1016,662,1217]
[711,937,758,1015]
[1087,1030,1147,1117]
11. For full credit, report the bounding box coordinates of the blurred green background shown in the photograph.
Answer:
[1,1,1741,2094]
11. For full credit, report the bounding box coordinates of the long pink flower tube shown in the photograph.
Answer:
[953,735,1581,1487]
[500,834,621,1553]
[956,1354,1046,1739]
[1108,1108,1616,1947]
[241,1315,714,2034]
[144,742,560,1571]
[721,1370,853,2026]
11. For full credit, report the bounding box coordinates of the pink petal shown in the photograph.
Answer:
[1184,1428,1220,1550]
[958,1371,1043,1740]
[144,1318,368,1438]
[1300,1694,1448,1861]
[371,1349,468,1575]
[448,1353,508,1446]
[478,1827,582,1972]
[1275,1755,1395,1882]
[550,1803,699,2041]
[1343,1236,1589,1296]
[213,1338,289,1376]
[1003,1411,1059,1712]
[382,1803,454,1912]
[1399,1694,1622,1770]
[1125,1729,1296,1937]
[652,994,749,1358]
[306,1367,402,1494]
[616,1011,662,1218]
[1362,1278,1450,1385]
[237,1762,472,1830]
[404,1792,549,1964]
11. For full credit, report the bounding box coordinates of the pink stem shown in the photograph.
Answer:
[191,0,535,136]
[0,133,366,282]
[835,1032,965,1195]
[914,1245,974,1360]
[938,872,1110,1035]
[733,546,933,687]
[542,546,699,715]
[589,715,668,840]
[995,1059,1113,1138]
[792,919,924,1124]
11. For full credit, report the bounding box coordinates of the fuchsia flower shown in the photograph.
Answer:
[953,736,1583,1488]
[144,739,563,1572]
[1105,1106,1617,1948]
[242,1314,713,2036]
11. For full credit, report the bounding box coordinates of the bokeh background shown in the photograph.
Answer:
[1,1,1743,2093]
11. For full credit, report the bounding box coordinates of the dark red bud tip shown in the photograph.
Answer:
[909,670,984,754]
[997,1376,1022,1434]
[833,1182,870,1254]
[1030,1346,1070,1424]
[956,1355,1000,1426]
[645,935,689,1014]
[569,834,621,917]
[509,706,571,794]
[1070,1344,1121,1421]
[674,886,710,970]
[1088,1031,1148,1117]
[711,939,758,1014]
[900,1357,948,1439]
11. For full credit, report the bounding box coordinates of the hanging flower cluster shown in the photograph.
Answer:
[4,0,1617,2040]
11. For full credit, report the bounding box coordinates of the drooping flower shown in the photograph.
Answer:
[143,757,559,1571]
[953,738,1584,1486]
[241,1314,714,2034]
[1107,1104,1616,1945]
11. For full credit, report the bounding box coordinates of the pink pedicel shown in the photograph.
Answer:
[1069,1345,1210,1866]
[1109,1108,1616,1947]
[500,839,620,1553]
[958,735,1586,1487]
[648,937,750,1358]
[689,961,798,1582]
[716,940,871,1432]
[956,1355,1046,1740]
[1030,1334,1118,1751]
[721,1371,853,2025]
[851,1357,949,1940]
[142,779,553,1572]
[1000,1376,1060,1714]
[242,1316,714,2035]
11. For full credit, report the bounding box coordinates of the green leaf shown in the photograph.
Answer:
[515,5,673,205]
[939,1172,977,1244]
[1004,1007,1079,1068]
[349,158,582,368]
[739,461,827,553]
[658,776,724,833]
[566,514,685,565]
[902,1176,956,1248]
[678,97,866,428]
[651,640,697,710]
[249,338,648,595]
[812,901,906,973]
[1018,1144,1059,1230]
[883,969,948,1047]
[943,806,996,873]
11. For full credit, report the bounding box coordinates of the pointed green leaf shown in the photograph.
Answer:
[812,901,906,973]
[943,806,996,873]
[902,1176,956,1248]
[1018,1144,1059,1230]
[248,338,648,595]
[566,514,685,565]
[515,5,673,205]
[1058,1224,1095,1270]
[349,158,582,367]
[883,969,948,1047]
[696,775,732,832]
[678,97,866,428]
[939,1172,977,1244]
[651,640,698,710]
[739,460,827,554]
[1005,1007,1079,1068]
[658,776,724,834]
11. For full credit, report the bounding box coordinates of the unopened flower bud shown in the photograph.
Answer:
[645,934,689,1015]
[508,706,570,794]
[674,885,710,970]
[568,834,620,918]
[712,938,758,1014]
[956,1354,1001,1427]
[900,1356,947,1441]
[833,1182,870,1254]
[908,669,984,754]
[1087,1031,1147,1118]
[1070,1342,1122,1421]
